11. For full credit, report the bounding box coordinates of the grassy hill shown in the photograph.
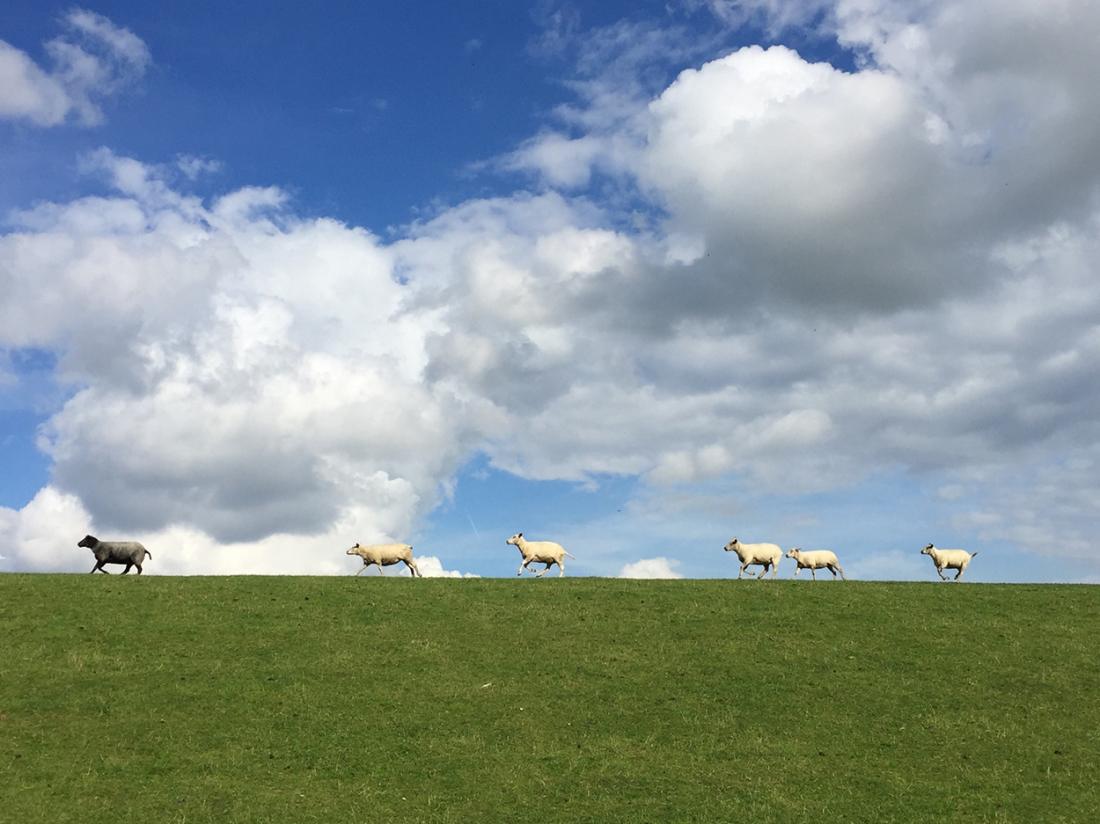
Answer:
[1,575,1097,823]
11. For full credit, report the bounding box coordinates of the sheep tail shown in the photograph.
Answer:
[564,551,576,559]
[144,549,153,559]
[969,551,978,558]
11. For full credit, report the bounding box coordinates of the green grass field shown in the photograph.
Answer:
[1,576,1097,823]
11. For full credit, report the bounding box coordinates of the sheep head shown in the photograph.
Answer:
[786,548,802,559]
[506,533,524,547]
[77,534,98,549]
[723,538,739,552]
[921,544,935,555]
[346,543,362,556]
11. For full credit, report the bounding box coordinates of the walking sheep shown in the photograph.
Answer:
[724,538,782,579]
[346,543,422,577]
[786,548,846,580]
[78,534,152,574]
[921,543,977,581]
[506,533,575,577]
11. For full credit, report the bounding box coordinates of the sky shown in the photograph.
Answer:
[1,1,1098,580]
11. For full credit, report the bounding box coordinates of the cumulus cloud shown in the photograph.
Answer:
[619,557,684,578]
[638,44,976,313]
[416,555,480,578]
[0,485,413,575]
[3,2,1100,577]
[0,487,92,573]
[518,2,1100,312]
[1,149,478,557]
[510,17,722,187]
[0,9,149,126]
[0,487,481,576]
[409,2,1100,568]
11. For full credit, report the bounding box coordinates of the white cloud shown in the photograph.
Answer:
[0,487,93,572]
[505,133,605,189]
[511,17,723,188]
[176,155,223,180]
[4,3,1100,576]
[0,41,72,125]
[637,44,969,312]
[1,152,478,558]
[416,555,480,578]
[700,1,833,34]
[0,489,478,577]
[0,485,419,575]
[619,557,684,579]
[63,9,151,70]
[0,10,149,127]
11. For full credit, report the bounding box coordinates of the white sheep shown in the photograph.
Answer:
[346,543,422,577]
[506,533,575,577]
[921,543,977,581]
[723,537,782,579]
[785,548,846,581]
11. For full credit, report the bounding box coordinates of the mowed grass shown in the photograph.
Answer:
[1,576,1097,823]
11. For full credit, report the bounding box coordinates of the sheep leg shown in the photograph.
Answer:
[355,565,367,576]
[558,560,565,578]
[121,563,133,575]
[954,567,964,581]
[738,562,748,579]
[811,567,817,581]
[755,564,766,580]
[936,566,948,581]
[405,559,421,578]
[378,563,385,576]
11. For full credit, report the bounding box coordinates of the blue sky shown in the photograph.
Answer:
[2,2,1099,580]
[1,1,554,223]
[1,1,774,227]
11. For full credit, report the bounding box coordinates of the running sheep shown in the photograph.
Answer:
[921,543,977,581]
[78,534,152,574]
[346,543,422,577]
[506,532,575,577]
[723,538,782,579]
[786,548,846,580]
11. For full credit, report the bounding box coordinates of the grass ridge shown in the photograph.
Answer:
[1,576,1097,822]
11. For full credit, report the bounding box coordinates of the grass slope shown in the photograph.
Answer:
[1,576,1097,823]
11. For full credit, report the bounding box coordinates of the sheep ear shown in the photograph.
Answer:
[518,532,523,538]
